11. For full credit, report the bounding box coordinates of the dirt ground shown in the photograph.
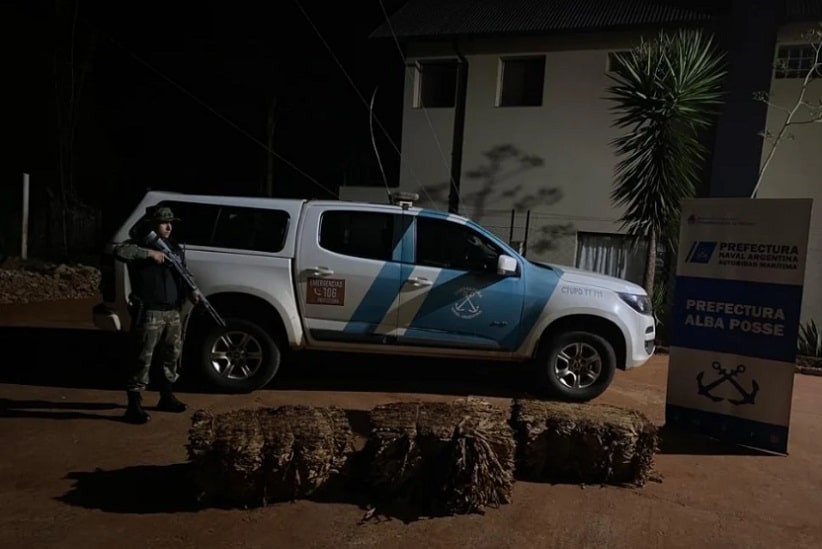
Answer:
[2,298,822,549]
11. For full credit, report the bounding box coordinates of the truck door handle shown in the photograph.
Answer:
[408,277,433,287]
[308,266,334,276]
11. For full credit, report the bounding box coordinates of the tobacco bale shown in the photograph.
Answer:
[187,409,216,459]
[187,408,267,506]
[187,405,354,507]
[362,398,515,516]
[257,405,354,501]
[510,398,658,486]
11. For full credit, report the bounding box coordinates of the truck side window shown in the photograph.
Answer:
[139,201,219,246]
[149,201,289,253]
[416,217,501,272]
[211,207,290,253]
[320,211,395,261]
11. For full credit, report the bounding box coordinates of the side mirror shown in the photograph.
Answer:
[497,254,518,276]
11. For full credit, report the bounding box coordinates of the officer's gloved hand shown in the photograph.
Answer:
[189,290,202,305]
[147,249,165,263]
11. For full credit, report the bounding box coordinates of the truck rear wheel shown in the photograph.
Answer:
[199,318,281,393]
[534,331,616,402]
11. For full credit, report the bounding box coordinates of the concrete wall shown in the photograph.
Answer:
[342,31,655,267]
[342,20,822,316]
[757,22,822,326]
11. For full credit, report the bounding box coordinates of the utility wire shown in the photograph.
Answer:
[293,0,445,208]
[376,0,462,206]
[88,19,337,198]
[292,1,397,153]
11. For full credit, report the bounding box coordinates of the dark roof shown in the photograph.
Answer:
[370,0,717,40]
[785,0,822,21]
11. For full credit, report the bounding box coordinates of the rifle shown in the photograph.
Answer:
[141,230,227,328]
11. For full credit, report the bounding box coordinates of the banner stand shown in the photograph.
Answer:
[665,198,812,455]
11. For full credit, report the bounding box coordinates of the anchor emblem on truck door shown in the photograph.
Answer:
[696,361,759,405]
[452,287,483,319]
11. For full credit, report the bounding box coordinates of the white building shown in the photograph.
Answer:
[340,0,822,326]
[757,20,822,330]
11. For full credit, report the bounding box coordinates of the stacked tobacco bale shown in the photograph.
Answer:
[510,398,658,486]
[360,398,515,516]
[187,405,354,507]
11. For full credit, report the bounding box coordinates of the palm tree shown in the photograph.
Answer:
[606,29,726,295]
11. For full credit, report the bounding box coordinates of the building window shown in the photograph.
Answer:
[607,50,631,72]
[498,56,545,107]
[414,60,458,108]
[575,232,648,286]
[775,44,821,79]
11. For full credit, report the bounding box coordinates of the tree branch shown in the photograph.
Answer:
[752,27,822,197]
[760,100,794,115]
[788,117,822,125]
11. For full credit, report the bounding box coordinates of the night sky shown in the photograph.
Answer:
[4,0,408,239]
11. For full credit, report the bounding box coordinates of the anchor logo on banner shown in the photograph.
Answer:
[696,361,760,405]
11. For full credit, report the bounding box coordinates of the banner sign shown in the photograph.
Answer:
[666,198,812,454]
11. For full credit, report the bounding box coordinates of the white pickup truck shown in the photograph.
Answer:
[93,190,655,401]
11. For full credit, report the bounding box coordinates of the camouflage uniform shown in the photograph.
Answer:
[125,302,183,392]
[114,206,189,423]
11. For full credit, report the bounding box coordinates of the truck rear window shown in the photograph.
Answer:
[135,201,290,253]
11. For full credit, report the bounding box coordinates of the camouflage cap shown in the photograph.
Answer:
[147,206,180,223]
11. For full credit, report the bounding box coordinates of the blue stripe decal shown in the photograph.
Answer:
[409,268,465,321]
[344,262,403,333]
[501,263,559,348]
[419,209,451,220]
[666,404,788,454]
[405,262,559,351]
[396,215,415,264]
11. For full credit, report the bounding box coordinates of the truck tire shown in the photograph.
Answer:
[535,331,616,402]
[198,318,281,393]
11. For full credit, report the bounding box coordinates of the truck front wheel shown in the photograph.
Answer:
[535,331,616,402]
[199,318,281,393]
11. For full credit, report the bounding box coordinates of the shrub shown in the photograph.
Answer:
[798,320,822,357]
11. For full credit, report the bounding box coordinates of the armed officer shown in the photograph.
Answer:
[114,206,199,424]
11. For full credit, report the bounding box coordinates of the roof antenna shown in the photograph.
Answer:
[370,86,418,209]
[390,191,419,210]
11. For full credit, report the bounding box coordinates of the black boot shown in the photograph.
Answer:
[157,381,187,413]
[124,391,150,424]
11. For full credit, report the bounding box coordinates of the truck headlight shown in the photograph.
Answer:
[618,292,653,315]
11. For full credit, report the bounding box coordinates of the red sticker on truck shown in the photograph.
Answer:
[307,278,346,306]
